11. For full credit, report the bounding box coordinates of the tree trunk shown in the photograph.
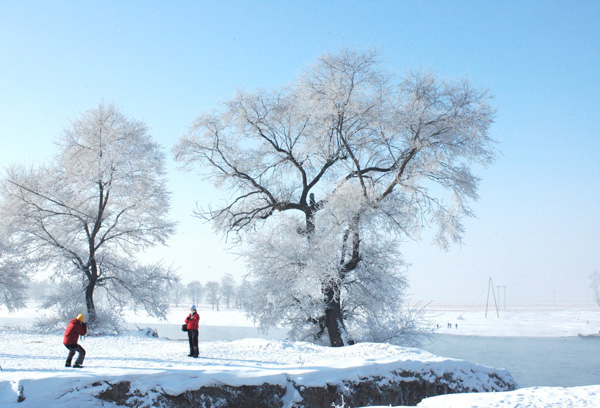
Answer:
[308,194,354,347]
[85,258,99,325]
[85,276,97,324]
[322,222,361,347]
[323,284,351,347]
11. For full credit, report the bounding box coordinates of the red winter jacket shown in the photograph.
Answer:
[185,312,200,330]
[63,318,87,345]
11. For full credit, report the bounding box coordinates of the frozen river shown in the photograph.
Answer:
[422,334,600,388]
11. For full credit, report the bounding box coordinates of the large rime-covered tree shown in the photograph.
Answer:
[0,103,177,328]
[174,48,496,347]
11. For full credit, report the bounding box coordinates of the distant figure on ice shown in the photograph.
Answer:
[455,323,458,329]
[63,313,87,368]
[185,305,200,358]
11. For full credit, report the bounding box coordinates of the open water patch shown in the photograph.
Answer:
[422,334,600,388]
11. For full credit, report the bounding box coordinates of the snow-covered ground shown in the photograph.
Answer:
[364,386,600,408]
[1,303,599,407]
[413,385,600,407]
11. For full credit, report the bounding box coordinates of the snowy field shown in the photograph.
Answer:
[1,303,599,407]
[425,302,600,337]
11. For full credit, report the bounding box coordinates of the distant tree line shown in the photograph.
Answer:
[170,273,248,311]
[27,273,247,313]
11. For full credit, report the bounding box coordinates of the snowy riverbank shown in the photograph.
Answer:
[1,303,599,407]
[0,330,517,407]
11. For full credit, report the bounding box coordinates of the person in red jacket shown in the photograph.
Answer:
[63,313,87,368]
[185,305,200,357]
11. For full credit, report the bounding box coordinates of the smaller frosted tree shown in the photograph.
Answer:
[205,281,222,311]
[187,280,203,306]
[235,279,251,309]
[221,274,236,308]
[0,103,177,329]
[170,280,185,307]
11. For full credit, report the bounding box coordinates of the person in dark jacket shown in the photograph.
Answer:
[185,305,200,357]
[63,313,88,368]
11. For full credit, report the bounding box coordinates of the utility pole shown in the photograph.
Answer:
[486,278,500,318]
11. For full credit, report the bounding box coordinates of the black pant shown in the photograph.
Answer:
[65,343,86,365]
[187,329,199,357]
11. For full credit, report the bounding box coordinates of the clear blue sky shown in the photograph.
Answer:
[1,1,599,303]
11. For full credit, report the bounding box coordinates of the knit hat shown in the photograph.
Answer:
[190,305,196,310]
[76,313,85,322]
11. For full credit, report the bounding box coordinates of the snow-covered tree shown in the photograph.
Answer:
[205,281,221,311]
[235,278,251,309]
[174,48,496,346]
[0,235,30,312]
[221,273,236,308]
[170,279,185,307]
[0,103,177,328]
[186,280,203,306]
